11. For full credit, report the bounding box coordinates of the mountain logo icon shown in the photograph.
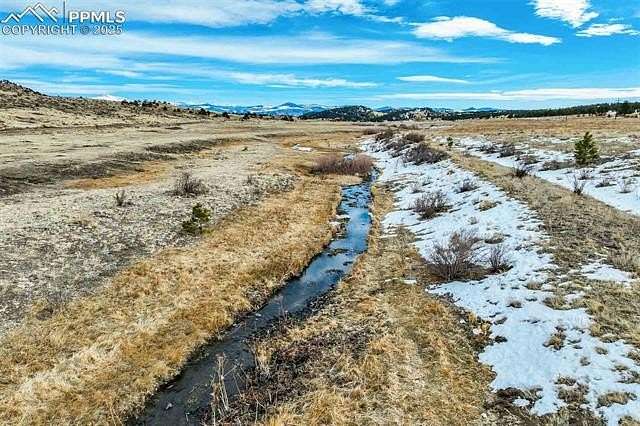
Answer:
[2,3,59,24]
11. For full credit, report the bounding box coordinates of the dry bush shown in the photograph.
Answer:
[403,132,425,143]
[479,144,499,154]
[412,191,450,219]
[458,178,479,193]
[572,174,587,195]
[540,159,570,171]
[498,144,517,158]
[375,128,395,141]
[518,154,539,165]
[173,171,208,196]
[409,181,423,194]
[427,229,480,281]
[403,143,448,165]
[312,154,373,176]
[512,162,532,178]
[114,189,129,207]
[576,168,593,180]
[596,177,615,188]
[617,177,636,194]
[487,244,511,273]
[362,128,380,135]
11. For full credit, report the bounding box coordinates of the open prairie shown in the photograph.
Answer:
[1,84,640,425]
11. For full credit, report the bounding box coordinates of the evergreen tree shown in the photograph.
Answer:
[574,132,599,166]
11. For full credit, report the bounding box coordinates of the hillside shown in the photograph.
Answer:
[300,105,381,121]
[0,80,208,130]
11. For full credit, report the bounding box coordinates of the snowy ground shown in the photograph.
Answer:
[453,137,640,216]
[365,137,640,425]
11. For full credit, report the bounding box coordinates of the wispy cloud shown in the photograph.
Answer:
[412,16,560,46]
[1,32,494,68]
[378,87,640,101]
[12,79,192,97]
[226,71,376,88]
[305,0,368,15]
[577,23,640,37]
[398,75,469,84]
[531,0,598,27]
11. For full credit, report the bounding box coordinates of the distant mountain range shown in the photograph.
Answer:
[178,102,329,117]
[178,102,500,118]
[300,105,503,121]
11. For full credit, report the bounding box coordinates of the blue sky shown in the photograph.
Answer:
[0,0,639,109]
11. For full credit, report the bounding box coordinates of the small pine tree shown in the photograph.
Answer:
[446,136,454,150]
[182,203,211,234]
[574,132,599,167]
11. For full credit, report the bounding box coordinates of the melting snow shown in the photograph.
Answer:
[580,262,635,284]
[365,138,640,425]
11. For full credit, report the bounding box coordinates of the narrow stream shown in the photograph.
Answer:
[131,177,374,425]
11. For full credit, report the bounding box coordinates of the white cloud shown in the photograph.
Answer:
[577,23,640,37]
[413,16,560,46]
[531,0,598,27]
[226,71,376,88]
[0,32,493,68]
[305,0,368,15]
[98,70,144,78]
[378,87,640,101]
[11,79,191,96]
[398,75,469,84]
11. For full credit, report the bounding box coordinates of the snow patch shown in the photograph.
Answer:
[455,137,640,216]
[580,262,635,284]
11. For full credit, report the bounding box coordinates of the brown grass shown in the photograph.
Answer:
[0,175,344,424]
[220,187,494,425]
[64,161,171,189]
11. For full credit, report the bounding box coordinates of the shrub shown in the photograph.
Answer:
[404,132,425,143]
[114,189,128,207]
[519,154,539,165]
[458,178,479,193]
[427,230,480,281]
[173,172,208,196]
[312,154,373,176]
[577,168,592,180]
[404,143,448,165]
[512,162,532,178]
[574,132,599,166]
[596,177,615,188]
[617,177,636,194]
[498,144,517,157]
[182,203,211,234]
[446,136,454,150]
[572,174,587,195]
[409,181,423,193]
[479,144,499,154]
[375,128,395,141]
[413,191,450,219]
[487,244,510,273]
[362,128,380,135]
[540,160,568,171]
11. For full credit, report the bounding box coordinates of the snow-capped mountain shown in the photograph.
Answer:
[180,102,330,116]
